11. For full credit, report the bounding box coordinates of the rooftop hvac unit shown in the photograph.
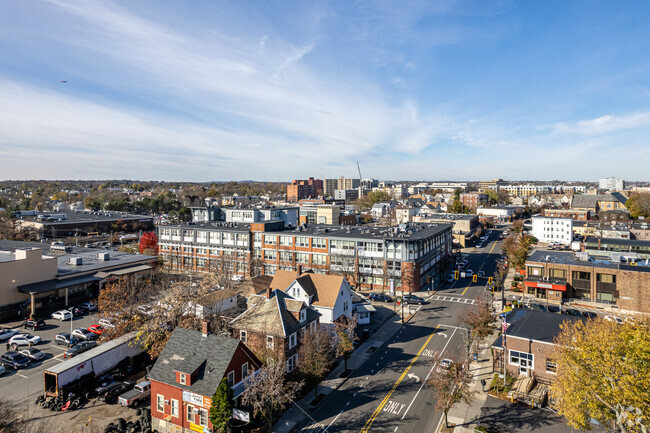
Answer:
[97,252,110,261]
[69,257,83,266]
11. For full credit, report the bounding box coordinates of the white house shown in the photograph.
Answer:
[270,270,353,326]
[531,216,573,245]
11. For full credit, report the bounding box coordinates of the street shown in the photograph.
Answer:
[296,229,505,433]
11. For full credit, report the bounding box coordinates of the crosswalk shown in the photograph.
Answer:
[430,295,477,305]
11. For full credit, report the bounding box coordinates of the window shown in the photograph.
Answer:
[312,254,326,265]
[265,235,277,245]
[171,399,179,417]
[179,373,186,385]
[199,408,208,426]
[240,330,247,343]
[186,404,194,422]
[312,237,326,249]
[546,358,557,374]
[300,309,306,322]
[264,250,277,260]
[242,362,249,378]
[596,273,616,283]
[296,252,309,264]
[279,251,293,263]
[508,350,533,366]
[267,336,274,349]
[286,354,297,373]
[549,268,566,279]
[289,332,297,349]
[156,394,164,412]
[227,371,235,387]
[296,236,309,247]
[280,236,293,246]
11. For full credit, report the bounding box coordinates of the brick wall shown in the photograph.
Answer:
[504,336,557,384]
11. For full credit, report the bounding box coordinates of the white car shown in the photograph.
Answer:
[51,310,72,321]
[437,358,454,372]
[8,333,42,347]
[98,318,115,329]
[604,315,624,324]
[465,269,474,277]
[72,328,96,341]
[0,329,19,341]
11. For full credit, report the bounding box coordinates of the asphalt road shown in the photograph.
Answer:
[296,229,506,433]
[0,312,101,407]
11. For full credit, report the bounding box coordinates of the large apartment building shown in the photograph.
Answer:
[287,178,323,202]
[158,222,453,293]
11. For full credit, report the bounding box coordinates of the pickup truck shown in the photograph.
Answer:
[118,381,151,407]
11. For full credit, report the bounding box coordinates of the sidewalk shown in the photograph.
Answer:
[442,329,500,433]
[273,312,406,433]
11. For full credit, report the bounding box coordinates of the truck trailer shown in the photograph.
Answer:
[43,332,142,397]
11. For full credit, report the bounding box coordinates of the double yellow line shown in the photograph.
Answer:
[461,240,499,296]
[359,325,440,433]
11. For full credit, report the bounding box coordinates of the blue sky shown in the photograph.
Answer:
[1,1,650,182]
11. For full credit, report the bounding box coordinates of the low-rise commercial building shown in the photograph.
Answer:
[531,216,573,245]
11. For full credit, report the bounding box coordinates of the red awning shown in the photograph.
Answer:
[524,281,567,292]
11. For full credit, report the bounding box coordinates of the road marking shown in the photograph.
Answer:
[383,400,406,415]
[353,393,357,397]
[401,327,458,420]
[407,373,420,382]
[16,373,28,379]
[394,427,399,432]
[324,410,343,432]
[422,349,435,357]
[359,325,440,433]
[346,401,350,406]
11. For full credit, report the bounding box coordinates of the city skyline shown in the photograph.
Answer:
[2,1,650,181]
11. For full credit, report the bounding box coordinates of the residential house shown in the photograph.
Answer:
[371,202,394,219]
[149,325,261,433]
[270,270,354,326]
[229,289,320,372]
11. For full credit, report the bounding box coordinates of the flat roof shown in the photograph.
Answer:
[17,209,152,226]
[584,236,650,248]
[527,249,650,273]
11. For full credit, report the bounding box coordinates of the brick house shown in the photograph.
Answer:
[148,325,261,433]
[492,309,583,384]
[229,289,320,373]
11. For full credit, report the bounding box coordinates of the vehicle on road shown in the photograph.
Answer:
[54,333,79,347]
[100,381,137,404]
[478,271,486,278]
[99,318,115,329]
[19,348,47,361]
[72,328,97,341]
[465,269,474,277]
[51,310,72,321]
[0,328,19,341]
[8,333,42,347]
[402,295,426,305]
[88,324,104,335]
[437,358,453,372]
[63,340,98,359]
[78,302,98,313]
[22,319,47,330]
[118,381,151,407]
[368,293,393,302]
[1,352,31,369]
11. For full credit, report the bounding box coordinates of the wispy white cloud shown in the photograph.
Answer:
[550,112,650,136]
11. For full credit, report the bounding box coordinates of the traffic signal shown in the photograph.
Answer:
[427,276,431,283]
[488,277,493,285]
[473,274,477,283]
[454,271,459,280]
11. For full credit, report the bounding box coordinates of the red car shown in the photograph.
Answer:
[87,324,104,335]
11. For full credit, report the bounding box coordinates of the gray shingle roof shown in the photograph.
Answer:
[148,327,246,397]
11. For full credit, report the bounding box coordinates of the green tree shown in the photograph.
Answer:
[210,377,234,433]
[552,316,650,433]
[357,190,391,210]
[625,193,650,219]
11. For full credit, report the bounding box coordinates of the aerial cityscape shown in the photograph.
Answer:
[0,2,649,433]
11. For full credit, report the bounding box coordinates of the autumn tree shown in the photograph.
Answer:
[210,377,234,433]
[503,233,532,269]
[458,294,495,354]
[241,362,303,432]
[427,354,474,429]
[625,193,650,219]
[551,316,650,433]
[139,231,158,255]
[298,326,334,399]
[356,190,392,210]
[335,314,358,371]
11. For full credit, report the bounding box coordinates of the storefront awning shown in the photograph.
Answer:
[524,281,567,292]
[18,274,101,295]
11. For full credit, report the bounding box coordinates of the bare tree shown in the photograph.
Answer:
[298,326,334,399]
[458,293,495,355]
[427,354,475,429]
[241,362,303,433]
[335,314,358,371]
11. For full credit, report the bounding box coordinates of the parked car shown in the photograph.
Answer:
[8,334,41,347]
[564,308,583,317]
[478,271,486,278]
[118,381,151,407]
[368,293,392,302]
[1,352,31,370]
[100,381,136,404]
[78,302,98,313]
[22,319,46,330]
[581,311,598,319]
[69,306,85,317]
[72,328,97,341]
[0,328,19,341]
[437,358,453,372]
[402,295,426,305]
[51,310,72,321]
[604,315,624,324]
[98,318,115,329]
[88,324,104,335]
[547,305,561,314]
[63,341,97,359]
[54,333,79,347]
[19,348,46,361]
[465,269,474,278]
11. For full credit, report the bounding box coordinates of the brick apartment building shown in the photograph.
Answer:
[287,178,323,202]
[492,309,583,384]
[148,326,261,433]
[543,208,590,221]
[459,193,488,209]
[158,222,453,293]
[524,250,650,314]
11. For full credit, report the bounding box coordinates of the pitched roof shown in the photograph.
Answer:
[229,290,319,337]
[572,193,627,209]
[272,271,347,309]
[148,327,257,397]
[504,308,583,344]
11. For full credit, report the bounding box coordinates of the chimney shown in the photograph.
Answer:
[296,265,302,277]
[267,287,273,299]
[201,320,210,338]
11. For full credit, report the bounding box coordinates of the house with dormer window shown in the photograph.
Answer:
[148,323,261,433]
[270,270,354,326]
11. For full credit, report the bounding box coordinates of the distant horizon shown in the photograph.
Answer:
[1,2,650,180]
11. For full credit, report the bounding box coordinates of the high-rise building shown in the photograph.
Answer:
[598,177,625,191]
[287,178,323,201]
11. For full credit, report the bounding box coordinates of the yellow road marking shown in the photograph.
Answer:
[463,240,499,296]
[359,325,440,433]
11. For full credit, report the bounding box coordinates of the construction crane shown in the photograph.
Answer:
[357,161,363,198]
